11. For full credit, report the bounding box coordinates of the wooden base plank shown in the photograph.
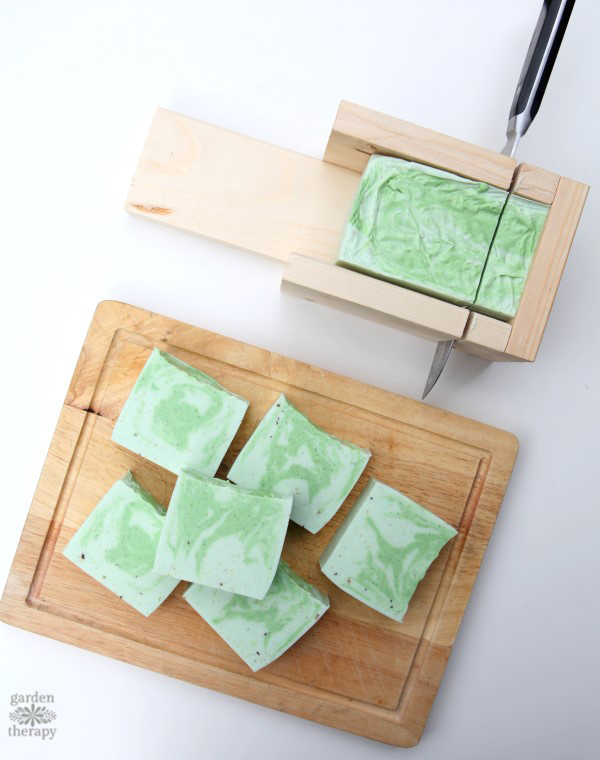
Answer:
[126,108,360,264]
[0,301,518,746]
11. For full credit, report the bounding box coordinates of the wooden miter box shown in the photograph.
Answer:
[126,101,588,362]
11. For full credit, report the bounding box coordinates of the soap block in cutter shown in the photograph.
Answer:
[336,154,508,306]
[473,193,549,320]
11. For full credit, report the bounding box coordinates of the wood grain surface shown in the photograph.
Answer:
[511,162,560,205]
[323,101,516,189]
[506,176,589,361]
[281,254,469,341]
[456,312,513,362]
[125,106,588,364]
[0,301,518,746]
[125,107,360,265]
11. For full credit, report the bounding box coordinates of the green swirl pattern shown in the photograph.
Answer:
[336,154,508,306]
[473,193,549,320]
[320,478,457,622]
[184,560,329,671]
[153,471,292,599]
[63,472,179,616]
[112,349,248,476]
[227,394,370,534]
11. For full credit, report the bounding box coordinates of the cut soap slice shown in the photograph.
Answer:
[153,471,292,599]
[184,560,329,671]
[112,348,248,476]
[63,472,179,616]
[473,193,549,320]
[319,478,457,622]
[227,394,370,533]
[336,154,508,306]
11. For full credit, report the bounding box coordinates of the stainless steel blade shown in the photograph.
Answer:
[501,131,520,157]
[421,0,575,400]
[422,339,454,399]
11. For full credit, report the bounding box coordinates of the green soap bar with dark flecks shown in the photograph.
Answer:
[336,154,508,306]
[319,477,457,623]
[473,193,549,320]
[184,560,329,671]
[112,348,248,476]
[227,394,371,534]
[153,471,292,599]
[63,472,179,616]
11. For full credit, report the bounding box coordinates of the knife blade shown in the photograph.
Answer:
[422,0,576,400]
[422,339,454,399]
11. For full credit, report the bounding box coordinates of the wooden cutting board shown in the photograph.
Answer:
[0,301,518,746]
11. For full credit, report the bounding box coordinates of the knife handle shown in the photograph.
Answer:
[504,0,576,156]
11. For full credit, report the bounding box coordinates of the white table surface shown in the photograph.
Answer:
[1,1,598,758]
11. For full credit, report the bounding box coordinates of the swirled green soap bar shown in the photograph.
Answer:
[112,348,248,476]
[184,560,329,671]
[153,471,292,599]
[227,394,371,534]
[473,194,549,320]
[63,472,179,616]
[319,478,457,622]
[336,154,508,306]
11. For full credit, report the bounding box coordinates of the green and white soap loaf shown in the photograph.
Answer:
[184,560,329,671]
[63,472,179,616]
[337,154,508,306]
[227,394,370,533]
[320,478,457,622]
[473,193,549,320]
[112,348,248,476]
[153,471,292,599]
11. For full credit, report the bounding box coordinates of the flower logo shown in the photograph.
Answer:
[9,705,56,726]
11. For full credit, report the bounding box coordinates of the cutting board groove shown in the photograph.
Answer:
[1,301,518,746]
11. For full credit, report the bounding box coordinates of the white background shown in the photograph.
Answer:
[1,1,598,758]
